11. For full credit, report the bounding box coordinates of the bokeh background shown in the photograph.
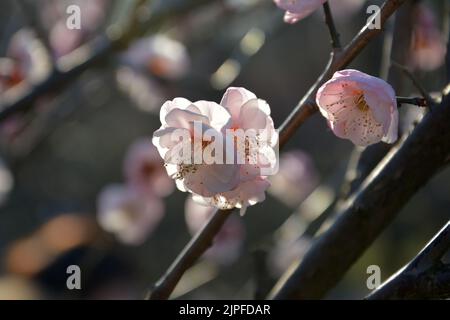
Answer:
[0,0,448,299]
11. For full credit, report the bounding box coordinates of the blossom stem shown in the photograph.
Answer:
[322,2,341,50]
[367,221,450,300]
[396,96,428,107]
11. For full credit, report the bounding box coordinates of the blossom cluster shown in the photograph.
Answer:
[153,87,278,215]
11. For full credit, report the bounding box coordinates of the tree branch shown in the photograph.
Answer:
[0,0,219,122]
[146,0,407,300]
[322,2,341,50]
[269,91,450,300]
[367,221,450,299]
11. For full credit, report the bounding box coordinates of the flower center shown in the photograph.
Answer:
[355,94,370,112]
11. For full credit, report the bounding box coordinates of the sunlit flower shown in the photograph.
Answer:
[316,69,398,146]
[153,87,277,214]
[47,0,108,58]
[185,196,245,265]
[269,150,319,208]
[409,4,446,71]
[97,185,164,245]
[328,0,365,20]
[274,0,326,24]
[152,97,239,198]
[123,139,174,198]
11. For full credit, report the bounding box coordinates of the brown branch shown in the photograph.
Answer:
[146,0,407,300]
[367,221,450,300]
[269,90,450,300]
[146,208,233,300]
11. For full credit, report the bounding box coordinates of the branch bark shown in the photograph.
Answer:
[269,91,450,300]
[147,208,232,300]
[367,221,450,300]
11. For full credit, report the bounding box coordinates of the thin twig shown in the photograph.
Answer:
[391,61,435,105]
[322,2,341,50]
[367,221,450,300]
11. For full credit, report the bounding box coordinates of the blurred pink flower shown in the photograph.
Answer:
[274,0,326,24]
[0,58,25,92]
[185,196,245,265]
[49,21,84,58]
[192,88,277,214]
[97,184,164,245]
[269,150,319,208]
[316,69,398,146]
[328,0,365,20]
[0,29,51,91]
[192,178,271,215]
[47,0,108,58]
[115,66,165,114]
[268,237,312,276]
[153,97,240,198]
[123,139,174,198]
[409,5,446,71]
[121,35,190,80]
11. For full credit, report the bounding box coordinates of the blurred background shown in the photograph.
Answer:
[0,0,448,299]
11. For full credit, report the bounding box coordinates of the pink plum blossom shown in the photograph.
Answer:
[274,0,327,24]
[409,5,446,71]
[185,196,245,265]
[269,150,319,208]
[97,184,164,245]
[123,139,174,198]
[269,237,312,276]
[316,69,398,147]
[152,97,240,198]
[1,29,51,91]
